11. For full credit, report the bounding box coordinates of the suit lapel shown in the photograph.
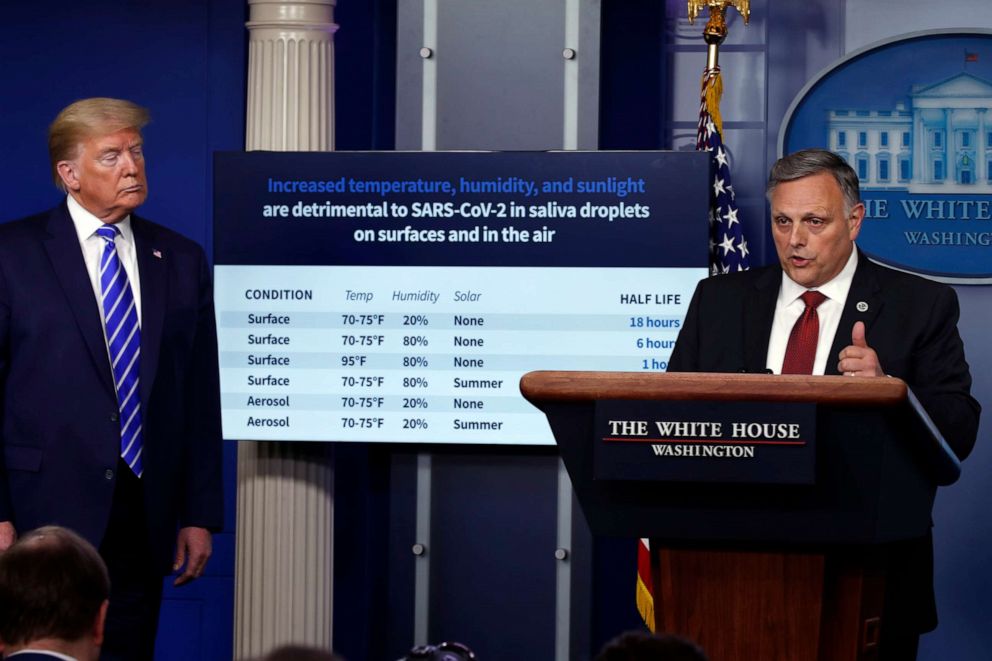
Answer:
[132,216,166,411]
[42,203,116,396]
[743,266,781,373]
[825,250,883,375]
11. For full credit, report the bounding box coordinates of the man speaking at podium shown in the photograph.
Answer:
[669,148,980,658]
[0,98,223,659]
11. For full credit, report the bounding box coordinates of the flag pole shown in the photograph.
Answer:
[636,2,755,633]
[688,0,750,136]
[689,0,750,70]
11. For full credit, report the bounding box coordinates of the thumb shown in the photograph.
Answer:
[852,321,868,348]
[173,541,186,572]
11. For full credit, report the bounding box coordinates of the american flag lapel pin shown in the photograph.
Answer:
[152,249,162,259]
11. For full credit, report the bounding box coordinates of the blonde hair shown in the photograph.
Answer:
[48,97,150,191]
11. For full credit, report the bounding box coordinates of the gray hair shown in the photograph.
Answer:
[766,148,861,213]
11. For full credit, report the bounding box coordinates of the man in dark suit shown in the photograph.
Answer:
[669,148,980,659]
[0,526,110,661]
[0,98,223,659]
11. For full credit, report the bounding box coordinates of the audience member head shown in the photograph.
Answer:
[0,525,110,661]
[594,630,708,661]
[263,643,344,661]
[400,641,476,661]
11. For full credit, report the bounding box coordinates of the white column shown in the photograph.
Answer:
[978,109,986,184]
[915,109,926,182]
[236,1,338,658]
[945,108,952,183]
[245,0,337,151]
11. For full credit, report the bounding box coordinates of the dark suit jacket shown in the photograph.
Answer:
[668,250,981,631]
[669,251,979,458]
[0,202,223,573]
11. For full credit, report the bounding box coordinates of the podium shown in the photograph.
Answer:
[520,371,960,661]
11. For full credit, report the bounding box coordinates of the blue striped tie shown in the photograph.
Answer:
[96,225,143,477]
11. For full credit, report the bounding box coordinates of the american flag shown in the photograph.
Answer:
[696,69,751,275]
[636,68,752,634]
[635,538,654,631]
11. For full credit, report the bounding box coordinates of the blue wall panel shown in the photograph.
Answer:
[0,2,246,659]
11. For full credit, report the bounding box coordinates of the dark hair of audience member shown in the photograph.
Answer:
[263,644,344,661]
[0,526,110,647]
[594,630,708,661]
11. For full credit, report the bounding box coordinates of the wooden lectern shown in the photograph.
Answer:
[520,371,960,661]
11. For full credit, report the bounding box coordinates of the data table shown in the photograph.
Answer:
[216,265,705,444]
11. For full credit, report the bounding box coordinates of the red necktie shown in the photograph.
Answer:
[781,290,828,375]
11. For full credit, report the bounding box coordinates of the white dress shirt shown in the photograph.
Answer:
[67,194,143,327]
[7,650,79,660]
[765,248,858,375]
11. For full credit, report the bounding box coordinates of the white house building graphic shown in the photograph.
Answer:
[828,72,992,193]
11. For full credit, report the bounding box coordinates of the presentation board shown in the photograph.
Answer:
[214,151,709,444]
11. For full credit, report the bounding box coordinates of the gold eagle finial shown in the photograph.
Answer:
[688,0,750,27]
